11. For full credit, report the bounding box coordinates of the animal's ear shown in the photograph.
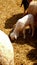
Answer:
[15,35,17,39]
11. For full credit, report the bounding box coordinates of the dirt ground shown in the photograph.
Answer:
[0,0,37,65]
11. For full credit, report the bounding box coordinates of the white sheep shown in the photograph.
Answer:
[28,1,37,15]
[0,30,14,65]
[10,14,34,40]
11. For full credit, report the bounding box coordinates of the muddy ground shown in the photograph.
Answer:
[0,0,37,65]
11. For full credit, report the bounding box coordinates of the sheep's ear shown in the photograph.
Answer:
[15,35,17,39]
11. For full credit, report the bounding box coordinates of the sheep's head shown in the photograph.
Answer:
[10,32,18,40]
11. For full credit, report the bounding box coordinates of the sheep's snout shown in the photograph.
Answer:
[10,32,17,40]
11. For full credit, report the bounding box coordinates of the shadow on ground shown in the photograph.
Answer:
[26,28,37,62]
[10,27,37,63]
[10,27,37,48]
[27,49,37,61]
[33,63,37,65]
[5,13,24,29]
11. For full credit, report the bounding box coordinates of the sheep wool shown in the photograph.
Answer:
[10,14,34,40]
[28,1,37,15]
[0,30,14,65]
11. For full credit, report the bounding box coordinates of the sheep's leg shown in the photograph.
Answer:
[23,28,26,39]
[31,24,34,37]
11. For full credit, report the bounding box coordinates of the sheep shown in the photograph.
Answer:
[28,1,37,15]
[0,30,14,65]
[10,14,34,40]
